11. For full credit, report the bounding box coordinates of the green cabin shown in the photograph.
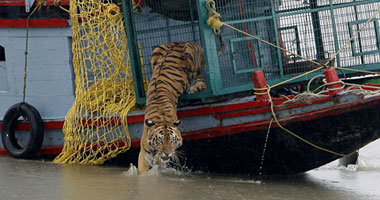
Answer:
[121,0,380,104]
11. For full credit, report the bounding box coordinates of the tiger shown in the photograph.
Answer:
[138,41,206,174]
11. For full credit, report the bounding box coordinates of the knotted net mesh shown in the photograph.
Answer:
[54,0,142,164]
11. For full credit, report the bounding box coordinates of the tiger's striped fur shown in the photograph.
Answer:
[138,41,206,174]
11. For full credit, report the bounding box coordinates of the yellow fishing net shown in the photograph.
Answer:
[54,0,142,164]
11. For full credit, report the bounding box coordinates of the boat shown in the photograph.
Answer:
[1,0,380,175]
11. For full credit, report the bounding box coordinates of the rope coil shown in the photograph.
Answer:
[253,87,269,95]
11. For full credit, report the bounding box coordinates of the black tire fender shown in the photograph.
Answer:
[1,102,44,158]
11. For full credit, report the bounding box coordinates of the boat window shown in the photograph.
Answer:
[0,44,8,92]
[0,45,5,61]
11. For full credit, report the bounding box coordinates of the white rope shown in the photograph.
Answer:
[282,74,380,105]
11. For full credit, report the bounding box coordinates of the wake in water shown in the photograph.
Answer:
[318,139,380,172]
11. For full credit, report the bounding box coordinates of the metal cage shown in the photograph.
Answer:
[122,0,380,104]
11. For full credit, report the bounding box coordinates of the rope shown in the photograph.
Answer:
[335,66,380,75]
[23,0,46,102]
[265,85,353,157]
[205,0,223,34]
[265,72,380,157]
[37,0,46,8]
[253,87,269,95]
[54,0,69,13]
[306,74,325,93]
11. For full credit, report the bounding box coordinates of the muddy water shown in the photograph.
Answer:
[0,140,379,200]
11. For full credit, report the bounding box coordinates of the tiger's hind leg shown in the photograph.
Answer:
[189,81,207,93]
[188,73,207,94]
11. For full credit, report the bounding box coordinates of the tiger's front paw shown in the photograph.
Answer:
[138,151,150,175]
[189,81,207,93]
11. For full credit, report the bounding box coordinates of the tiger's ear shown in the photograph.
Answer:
[173,120,181,127]
[145,119,155,127]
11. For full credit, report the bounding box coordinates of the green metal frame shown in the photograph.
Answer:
[279,25,301,61]
[121,0,146,104]
[196,0,222,96]
[348,19,380,56]
[230,37,263,74]
[122,0,380,104]
[121,0,217,104]
[197,0,380,96]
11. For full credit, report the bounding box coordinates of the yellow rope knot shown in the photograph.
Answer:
[37,0,46,8]
[206,0,223,34]
[253,86,269,95]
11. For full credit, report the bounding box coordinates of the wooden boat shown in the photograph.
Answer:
[1,0,380,175]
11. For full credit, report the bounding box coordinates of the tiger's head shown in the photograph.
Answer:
[144,119,183,166]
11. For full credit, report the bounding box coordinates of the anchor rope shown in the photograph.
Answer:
[266,85,353,157]
[259,77,380,157]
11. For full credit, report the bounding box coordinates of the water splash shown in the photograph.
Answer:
[142,165,161,176]
[123,164,186,177]
[336,164,359,171]
[123,163,138,176]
